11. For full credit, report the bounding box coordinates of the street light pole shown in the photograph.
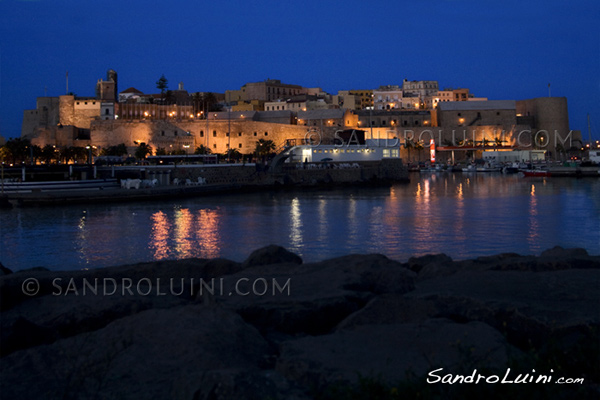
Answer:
[227,92,231,164]
[370,94,374,139]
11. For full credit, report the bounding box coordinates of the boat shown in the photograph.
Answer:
[461,162,500,173]
[0,179,119,193]
[522,169,551,177]
[521,164,550,177]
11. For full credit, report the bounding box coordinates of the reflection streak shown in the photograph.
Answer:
[196,209,221,259]
[150,211,170,260]
[290,198,302,247]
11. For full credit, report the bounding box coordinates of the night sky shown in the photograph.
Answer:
[1,0,598,140]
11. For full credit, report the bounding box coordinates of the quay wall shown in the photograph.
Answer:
[117,159,408,187]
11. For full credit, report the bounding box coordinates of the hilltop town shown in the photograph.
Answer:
[6,69,584,164]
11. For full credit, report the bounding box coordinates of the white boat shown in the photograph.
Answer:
[0,179,119,193]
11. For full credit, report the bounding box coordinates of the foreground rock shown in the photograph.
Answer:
[1,245,598,399]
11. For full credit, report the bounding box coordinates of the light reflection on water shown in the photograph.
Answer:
[1,174,599,271]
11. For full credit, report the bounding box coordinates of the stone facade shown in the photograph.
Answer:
[90,119,319,155]
[338,90,373,109]
[226,79,305,103]
[402,79,439,97]
[516,97,577,153]
[117,103,194,120]
[357,110,433,129]
[21,97,60,138]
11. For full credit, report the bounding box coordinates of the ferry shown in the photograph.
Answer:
[281,136,402,164]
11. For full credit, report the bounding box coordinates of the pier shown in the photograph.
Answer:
[0,159,408,207]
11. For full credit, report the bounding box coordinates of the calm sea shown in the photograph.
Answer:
[1,173,599,271]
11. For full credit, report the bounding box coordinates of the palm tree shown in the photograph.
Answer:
[30,145,42,165]
[100,143,127,157]
[254,139,276,158]
[494,137,504,149]
[62,147,76,163]
[134,143,153,160]
[4,138,30,164]
[414,140,424,162]
[194,145,212,155]
[72,146,88,163]
[404,138,415,163]
[226,148,242,162]
[40,145,56,164]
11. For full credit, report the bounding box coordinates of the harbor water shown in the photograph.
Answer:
[1,173,599,272]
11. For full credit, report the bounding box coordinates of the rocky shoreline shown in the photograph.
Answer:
[1,246,598,399]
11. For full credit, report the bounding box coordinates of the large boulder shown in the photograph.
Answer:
[0,257,244,355]
[0,305,271,400]
[276,319,516,387]
[241,245,303,268]
[406,269,600,349]
[218,254,415,335]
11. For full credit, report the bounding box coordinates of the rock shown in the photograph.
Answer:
[203,258,243,277]
[182,369,310,400]
[541,246,589,258]
[0,306,271,400]
[0,262,12,275]
[0,317,58,357]
[406,253,453,274]
[0,257,247,353]
[276,319,516,387]
[1,282,189,356]
[337,293,437,329]
[406,269,600,349]
[242,245,303,268]
[220,254,415,335]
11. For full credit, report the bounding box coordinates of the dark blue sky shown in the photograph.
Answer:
[1,0,598,140]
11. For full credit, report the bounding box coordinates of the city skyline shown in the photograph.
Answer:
[1,0,598,139]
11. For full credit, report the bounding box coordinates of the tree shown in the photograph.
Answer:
[100,143,127,157]
[225,148,242,162]
[62,146,77,163]
[4,138,30,164]
[404,138,415,163]
[40,144,56,164]
[73,146,89,163]
[30,145,42,164]
[0,145,10,164]
[194,145,212,155]
[155,147,167,156]
[134,143,153,160]
[204,92,222,112]
[254,139,276,159]
[156,74,168,104]
[494,136,505,149]
[414,140,424,162]
[156,74,168,95]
